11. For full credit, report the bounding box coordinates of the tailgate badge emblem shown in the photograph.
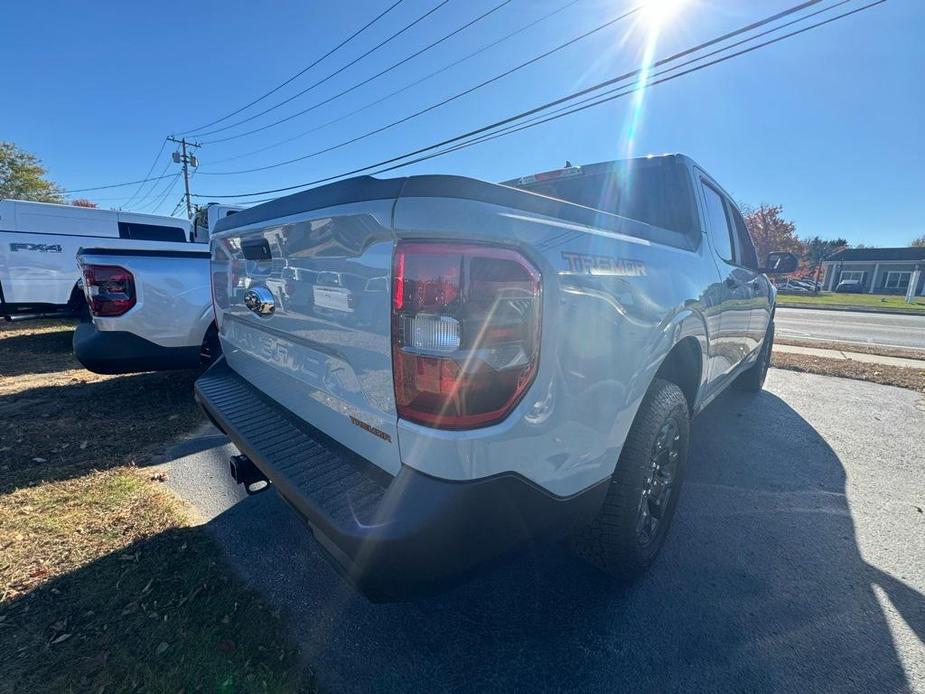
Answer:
[244,287,276,317]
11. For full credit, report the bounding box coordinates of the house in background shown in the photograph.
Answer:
[821,247,925,295]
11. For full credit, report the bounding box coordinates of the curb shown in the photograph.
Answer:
[776,302,925,317]
[772,343,925,369]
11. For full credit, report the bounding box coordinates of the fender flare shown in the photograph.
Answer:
[641,307,710,412]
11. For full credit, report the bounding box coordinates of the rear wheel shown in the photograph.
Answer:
[736,321,774,392]
[199,324,222,367]
[68,285,91,323]
[571,378,690,580]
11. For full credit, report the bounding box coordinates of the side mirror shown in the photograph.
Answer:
[762,251,799,274]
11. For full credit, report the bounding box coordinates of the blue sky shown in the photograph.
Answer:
[3,0,922,245]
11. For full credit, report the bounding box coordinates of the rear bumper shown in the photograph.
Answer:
[73,322,201,374]
[195,359,607,599]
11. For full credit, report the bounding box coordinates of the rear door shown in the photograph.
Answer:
[212,200,401,476]
[699,177,753,377]
[725,202,769,353]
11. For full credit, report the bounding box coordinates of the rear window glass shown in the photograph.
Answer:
[511,161,694,234]
[118,221,186,242]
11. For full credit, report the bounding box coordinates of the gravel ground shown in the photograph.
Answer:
[166,369,925,693]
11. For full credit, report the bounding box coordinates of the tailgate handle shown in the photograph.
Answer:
[242,239,272,260]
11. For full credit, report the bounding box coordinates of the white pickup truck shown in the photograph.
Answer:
[0,199,196,320]
[194,155,796,598]
[73,204,241,374]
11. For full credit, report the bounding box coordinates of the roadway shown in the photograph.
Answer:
[776,307,925,350]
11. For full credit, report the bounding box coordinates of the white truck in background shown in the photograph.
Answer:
[0,199,195,320]
[72,203,242,374]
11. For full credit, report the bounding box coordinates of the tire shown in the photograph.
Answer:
[75,299,92,323]
[68,286,92,323]
[571,378,690,580]
[736,321,774,392]
[199,324,222,367]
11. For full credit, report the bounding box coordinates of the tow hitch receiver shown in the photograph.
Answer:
[229,454,270,495]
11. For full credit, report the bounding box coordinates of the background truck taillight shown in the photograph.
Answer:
[391,242,542,429]
[81,264,136,316]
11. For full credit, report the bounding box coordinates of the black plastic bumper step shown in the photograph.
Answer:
[195,358,608,599]
[195,360,389,528]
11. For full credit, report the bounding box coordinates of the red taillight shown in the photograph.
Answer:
[391,242,542,430]
[81,264,136,317]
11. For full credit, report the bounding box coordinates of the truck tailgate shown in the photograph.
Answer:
[211,195,400,476]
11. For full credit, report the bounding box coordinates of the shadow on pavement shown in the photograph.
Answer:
[204,387,925,693]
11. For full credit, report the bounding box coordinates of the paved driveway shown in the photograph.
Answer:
[776,307,925,350]
[166,370,925,693]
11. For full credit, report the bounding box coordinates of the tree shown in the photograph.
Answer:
[70,198,97,208]
[803,235,848,269]
[741,204,804,265]
[0,141,65,203]
[802,235,848,290]
[911,235,925,248]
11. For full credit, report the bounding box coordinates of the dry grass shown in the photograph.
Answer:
[0,469,180,600]
[0,321,308,691]
[772,352,925,393]
[0,320,202,494]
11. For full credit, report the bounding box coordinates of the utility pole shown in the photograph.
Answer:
[167,136,200,219]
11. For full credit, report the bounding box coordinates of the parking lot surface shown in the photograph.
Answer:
[166,370,925,693]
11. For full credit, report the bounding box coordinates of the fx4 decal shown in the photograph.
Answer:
[10,242,63,253]
[561,251,646,277]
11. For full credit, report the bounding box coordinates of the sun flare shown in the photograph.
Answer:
[641,0,688,27]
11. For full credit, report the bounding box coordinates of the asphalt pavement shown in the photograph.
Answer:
[165,370,925,693]
[776,307,925,350]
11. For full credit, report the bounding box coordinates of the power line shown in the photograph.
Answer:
[137,173,177,213]
[119,138,168,208]
[199,3,644,174]
[192,0,452,139]
[60,2,445,198]
[199,0,831,189]
[205,0,838,177]
[170,196,186,217]
[195,0,882,200]
[333,0,892,184]
[456,0,863,152]
[125,157,174,209]
[204,0,583,166]
[151,175,182,214]
[63,172,177,194]
[199,0,517,146]
[140,173,182,214]
[180,0,405,134]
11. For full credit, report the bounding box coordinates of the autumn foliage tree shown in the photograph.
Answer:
[741,204,804,265]
[70,198,98,208]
